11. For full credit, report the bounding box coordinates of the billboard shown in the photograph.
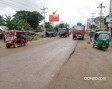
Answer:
[49,14,59,22]
[106,16,112,22]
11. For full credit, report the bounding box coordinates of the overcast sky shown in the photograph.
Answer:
[0,0,110,26]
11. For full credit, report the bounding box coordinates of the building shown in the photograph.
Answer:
[109,0,112,37]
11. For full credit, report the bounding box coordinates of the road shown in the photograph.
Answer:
[0,36,77,89]
[45,38,112,89]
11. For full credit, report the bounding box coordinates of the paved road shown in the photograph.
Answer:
[45,38,112,89]
[0,36,77,89]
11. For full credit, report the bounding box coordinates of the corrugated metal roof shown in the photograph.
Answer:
[0,26,8,31]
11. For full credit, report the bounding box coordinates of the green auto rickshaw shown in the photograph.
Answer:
[93,31,110,51]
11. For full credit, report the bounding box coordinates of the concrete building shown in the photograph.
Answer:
[109,0,112,37]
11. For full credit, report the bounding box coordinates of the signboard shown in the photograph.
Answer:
[108,23,112,28]
[106,16,112,22]
[49,14,59,22]
[87,18,96,22]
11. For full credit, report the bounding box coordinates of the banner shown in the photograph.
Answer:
[49,14,59,22]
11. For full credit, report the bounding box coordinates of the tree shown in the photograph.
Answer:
[89,24,98,30]
[0,15,5,25]
[104,15,109,29]
[3,15,32,30]
[54,25,59,32]
[4,15,13,29]
[59,23,65,28]
[14,11,44,30]
[11,18,33,30]
[45,22,54,32]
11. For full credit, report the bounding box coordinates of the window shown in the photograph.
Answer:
[99,34,109,39]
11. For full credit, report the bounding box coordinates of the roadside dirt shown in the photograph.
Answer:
[45,37,112,89]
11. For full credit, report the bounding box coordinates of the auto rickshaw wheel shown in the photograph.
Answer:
[82,36,84,40]
[24,43,26,46]
[6,45,10,48]
[73,36,75,40]
[93,44,95,48]
[102,48,106,51]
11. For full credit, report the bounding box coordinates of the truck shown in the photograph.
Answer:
[58,28,69,37]
[72,23,85,40]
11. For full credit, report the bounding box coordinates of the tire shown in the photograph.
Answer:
[6,45,10,48]
[73,36,75,40]
[82,36,84,40]
[59,35,61,38]
[103,48,106,51]
[24,42,26,46]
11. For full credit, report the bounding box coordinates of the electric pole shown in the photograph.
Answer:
[97,3,105,30]
[40,6,48,25]
[110,0,112,16]
[40,6,48,37]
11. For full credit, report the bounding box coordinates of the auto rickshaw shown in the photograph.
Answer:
[3,30,28,48]
[93,31,110,51]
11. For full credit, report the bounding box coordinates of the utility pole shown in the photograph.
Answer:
[90,13,95,30]
[97,3,105,30]
[110,0,112,16]
[40,6,48,37]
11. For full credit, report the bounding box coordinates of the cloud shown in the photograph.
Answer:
[0,0,109,26]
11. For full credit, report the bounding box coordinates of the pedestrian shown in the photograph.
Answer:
[89,31,94,42]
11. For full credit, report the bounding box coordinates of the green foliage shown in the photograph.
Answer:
[104,15,109,29]
[58,23,69,28]
[89,24,98,30]
[37,27,42,32]
[4,15,13,29]
[54,25,59,32]
[46,27,54,32]
[11,18,33,30]
[4,15,33,30]
[0,16,5,25]
[45,22,52,28]
[14,11,44,30]
[59,23,65,28]
[45,22,54,32]
[54,23,69,32]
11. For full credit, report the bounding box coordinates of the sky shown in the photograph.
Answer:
[0,0,110,27]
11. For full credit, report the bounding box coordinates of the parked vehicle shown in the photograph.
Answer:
[46,31,57,37]
[59,28,69,37]
[72,22,85,40]
[3,30,28,48]
[93,31,110,51]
